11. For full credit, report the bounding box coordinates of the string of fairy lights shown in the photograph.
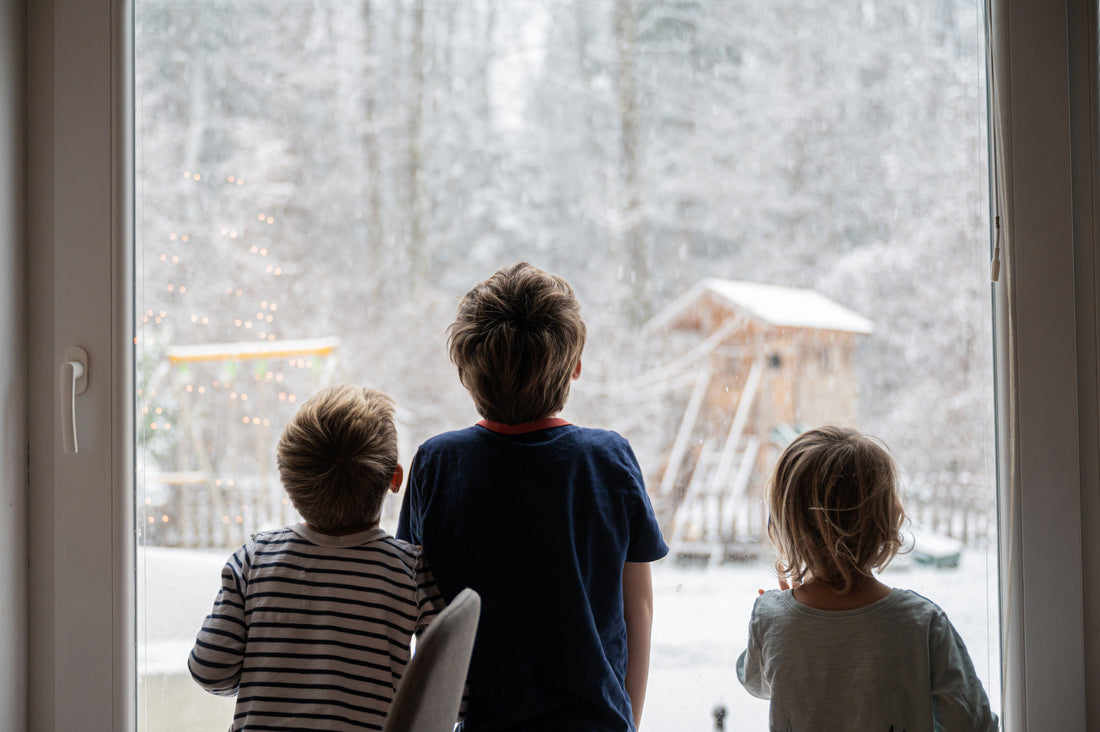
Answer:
[137,168,326,547]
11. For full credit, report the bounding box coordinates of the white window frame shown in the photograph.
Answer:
[20,0,1099,729]
[988,0,1098,729]
[26,0,134,729]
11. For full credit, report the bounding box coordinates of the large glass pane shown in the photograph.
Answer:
[135,1,997,729]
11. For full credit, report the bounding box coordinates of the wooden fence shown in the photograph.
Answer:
[902,472,996,547]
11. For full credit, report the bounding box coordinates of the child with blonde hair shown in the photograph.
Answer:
[737,425,998,731]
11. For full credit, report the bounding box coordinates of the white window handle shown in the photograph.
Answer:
[60,346,89,454]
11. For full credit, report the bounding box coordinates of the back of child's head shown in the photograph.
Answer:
[448,262,587,424]
[276,384,398,534]
[766,425,905,594]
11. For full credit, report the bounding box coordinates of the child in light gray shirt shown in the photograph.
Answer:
[737,426,998,732]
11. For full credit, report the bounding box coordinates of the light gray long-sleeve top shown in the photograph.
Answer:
[737,588,999,732]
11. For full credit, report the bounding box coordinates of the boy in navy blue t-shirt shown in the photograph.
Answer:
[397,262,668,732]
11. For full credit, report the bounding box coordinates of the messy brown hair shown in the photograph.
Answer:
[766,425,905,594]
[448,262,587,424]
[276,385,398,534]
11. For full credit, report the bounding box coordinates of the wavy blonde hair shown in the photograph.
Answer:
[766,425,905,593]
[276,385,398,534]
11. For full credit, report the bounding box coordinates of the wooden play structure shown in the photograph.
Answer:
[645,278,874,564]
[141,336,341,547]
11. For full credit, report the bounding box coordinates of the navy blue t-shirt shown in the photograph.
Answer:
[396,419,668,732]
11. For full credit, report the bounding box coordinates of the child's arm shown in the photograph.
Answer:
[736,594,770,699]
[622,560,654,730]
[930,612,999,731]
[187,550,248,696]
[395,453,423,544]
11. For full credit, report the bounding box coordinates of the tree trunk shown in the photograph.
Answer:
[361,0,385,286]
[614,0,647,325]
[406,0,427,285]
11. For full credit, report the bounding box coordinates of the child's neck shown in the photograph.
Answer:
[306,521,379,537]
[792,575,892,611]
[477,415,570,433]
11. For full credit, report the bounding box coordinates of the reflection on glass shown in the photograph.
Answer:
[135,1,996,729]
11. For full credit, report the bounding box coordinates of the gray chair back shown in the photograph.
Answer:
[382,587,481,732]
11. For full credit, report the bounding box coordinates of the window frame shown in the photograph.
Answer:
[26,0,134,728]
[22,0,1099,729]
[988,0,1098,728]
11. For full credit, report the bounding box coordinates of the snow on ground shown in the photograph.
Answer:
[138,545,1001,731]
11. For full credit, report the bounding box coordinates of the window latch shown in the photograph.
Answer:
[60,346,89,454]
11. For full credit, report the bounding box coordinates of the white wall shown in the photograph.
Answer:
[0,0,26,729]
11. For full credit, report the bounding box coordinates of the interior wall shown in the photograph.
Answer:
[0,0,27,730]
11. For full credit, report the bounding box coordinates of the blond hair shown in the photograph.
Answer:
[766,425,905,593]
[448,262,587,424]
[276,385,398,534]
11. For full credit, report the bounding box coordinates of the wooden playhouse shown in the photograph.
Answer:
[645,278,874,563]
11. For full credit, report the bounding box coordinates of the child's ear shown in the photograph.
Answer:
[572,360,582,381]
[389,464,404,493]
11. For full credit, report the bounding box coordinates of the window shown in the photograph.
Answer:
[23,0,1097,730]
[133,2,999,729]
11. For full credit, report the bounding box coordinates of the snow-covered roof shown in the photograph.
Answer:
[166,336,340,363]
[647,278,874,335]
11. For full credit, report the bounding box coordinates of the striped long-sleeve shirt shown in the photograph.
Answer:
[188,524,444,731]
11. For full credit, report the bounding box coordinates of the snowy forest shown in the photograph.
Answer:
[134,0,993,550]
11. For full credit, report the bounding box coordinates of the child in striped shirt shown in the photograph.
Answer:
[188,385,445,732]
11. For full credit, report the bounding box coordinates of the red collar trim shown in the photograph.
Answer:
[476,417,571,434]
